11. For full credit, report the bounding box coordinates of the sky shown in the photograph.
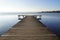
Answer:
[0,0,60,12]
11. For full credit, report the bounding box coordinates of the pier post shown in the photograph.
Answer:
[18,15,24,20]
[35,15,42,20]
[39,15,42,20]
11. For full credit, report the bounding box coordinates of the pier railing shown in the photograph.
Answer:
[18,15,42,20]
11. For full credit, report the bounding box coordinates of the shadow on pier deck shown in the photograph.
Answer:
[0,16,59,40]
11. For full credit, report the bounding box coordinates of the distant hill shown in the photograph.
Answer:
[40,11,60,13]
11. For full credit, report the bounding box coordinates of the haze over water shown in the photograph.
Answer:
[0,13,60,37]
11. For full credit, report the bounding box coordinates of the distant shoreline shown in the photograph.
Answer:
[39,11,60,13]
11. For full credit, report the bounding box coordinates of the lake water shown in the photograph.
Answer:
[38,13,60,36]
[0,15,20,35]
[0,13,60,37]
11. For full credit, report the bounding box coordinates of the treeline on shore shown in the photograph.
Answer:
[40,11,60,13]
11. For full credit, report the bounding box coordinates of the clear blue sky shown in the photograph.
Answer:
[0,0,60,12]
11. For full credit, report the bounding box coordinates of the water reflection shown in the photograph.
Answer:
[0,15,20,35]
[37,13,60,36]
[0,13,60,37]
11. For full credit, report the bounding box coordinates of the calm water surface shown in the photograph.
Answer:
[0,13,60,37]
[0,15,20,35]
[39,13,60,36]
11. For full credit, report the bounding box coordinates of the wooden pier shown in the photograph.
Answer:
[0,16,59,40]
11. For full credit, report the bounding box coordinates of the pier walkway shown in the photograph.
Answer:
[0,16,59,40]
